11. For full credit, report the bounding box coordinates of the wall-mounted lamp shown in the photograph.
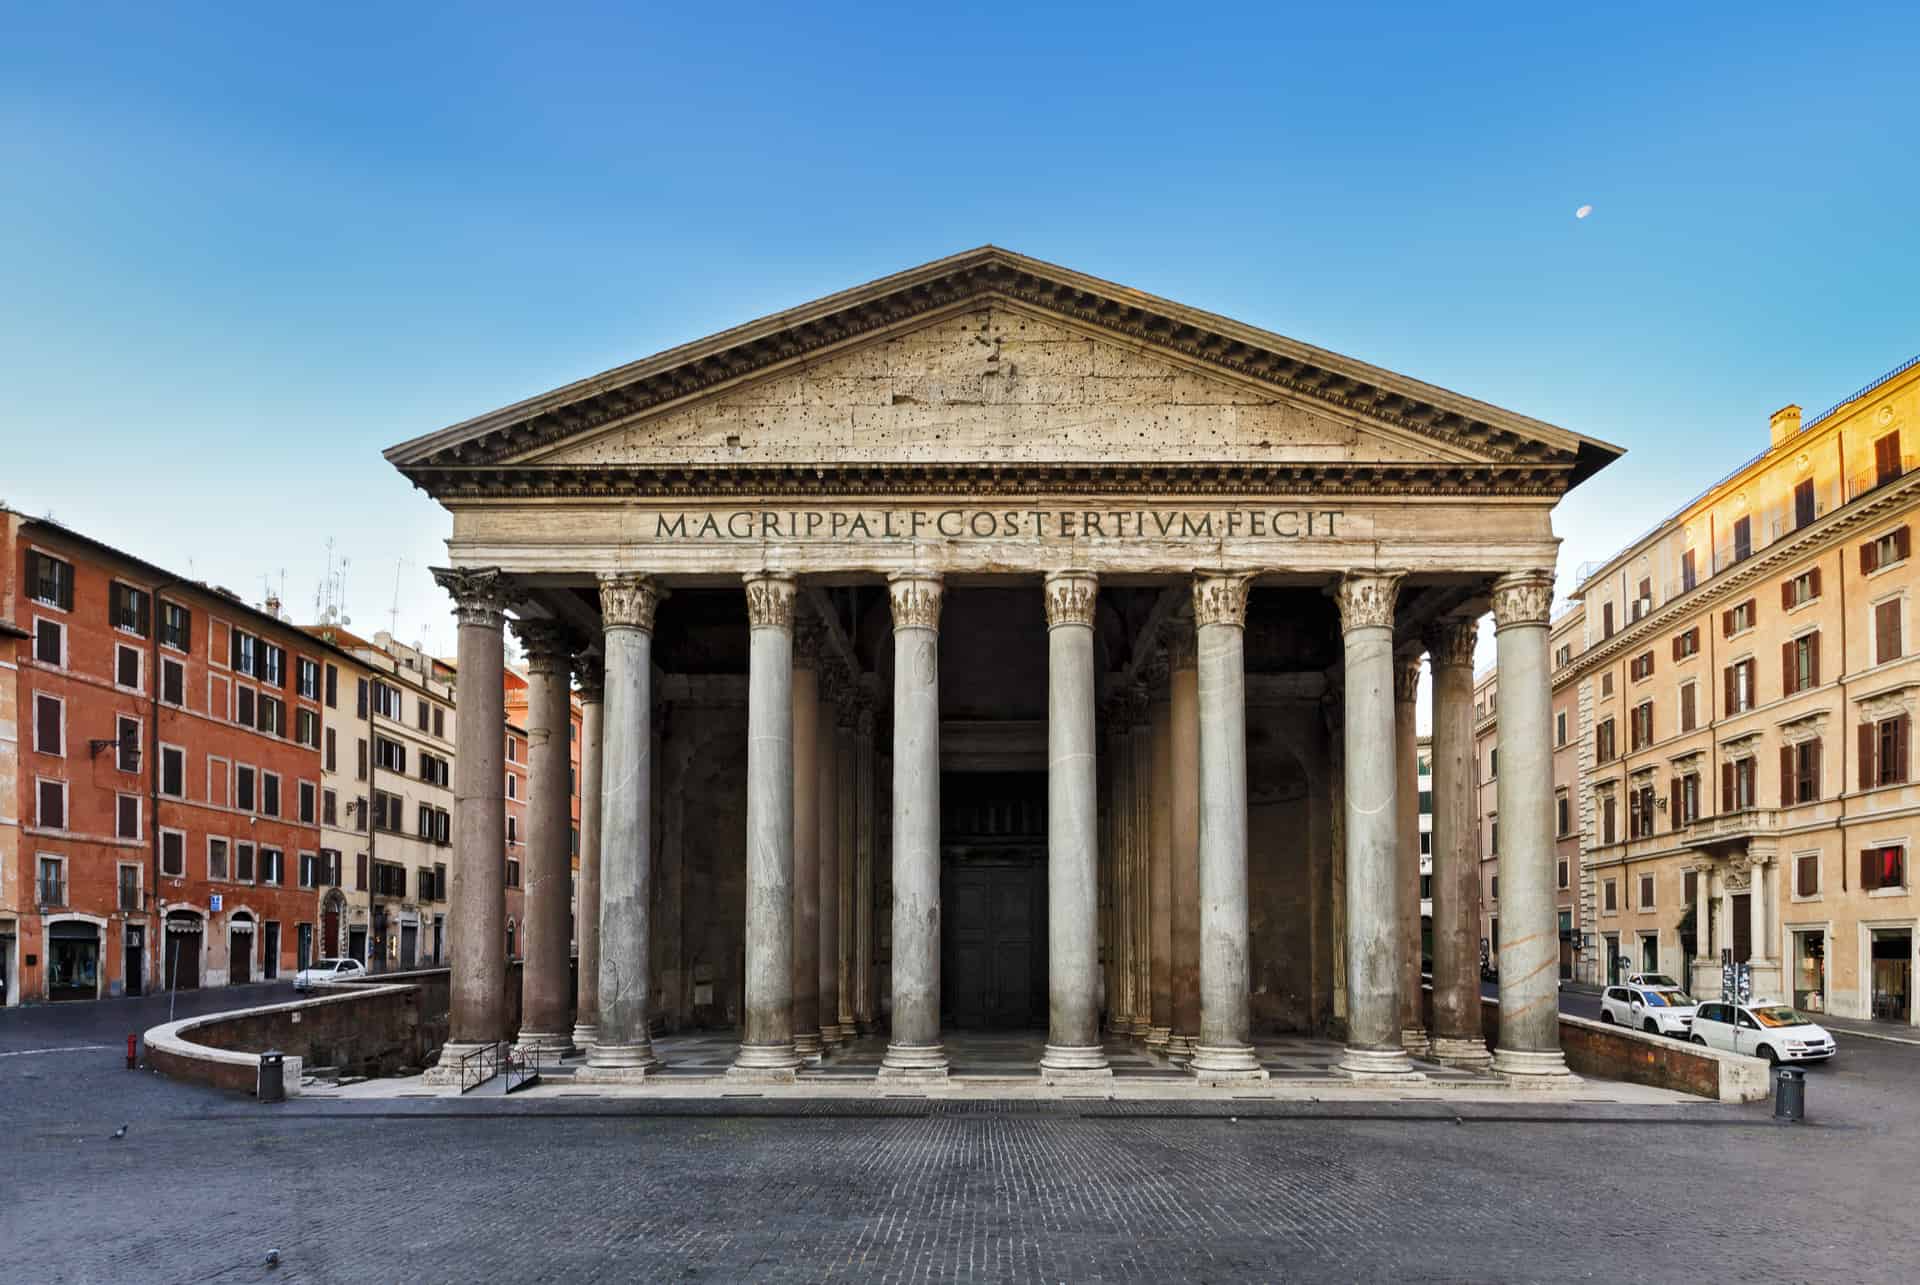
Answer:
[88,729,141,771]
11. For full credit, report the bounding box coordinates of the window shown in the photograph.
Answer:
[1555,710,1568,746]
[106,643,139,691]
[1600,672,1614,698]
[159,745,184,798]
[433,707,446,739]
[324,663,339,708]
[371,680,402,719]
[207,756,229,807]
[37,778,67,829]
[506,858,522,888]
[232,629,258,677]
[324,727,337,774]
[1628,782,1656,839]
[1603,879,1618,913]
[1675,772,1701,826]
[1724,659,1755,715]
[418,752,450,788]
[1554,643,1571,668]
[1630,701,1654,751]
[506,736,517,763]
[373,790,405,833]
[257,693,285,737]
[417,699,430,732]
[1860,845,1906,892]
[160,601,191,651]
[1860,525,1911,574]
[1794,478,1816,529]
[355,796,368,833]
[1602,601,1615,639]
[160,830,185,878]
[1672,627,1700,661]
[1557,858,1570,889]
[1638,874,1655,910]
[27,549,75,609]
[116,793,140,839]
[262,772,281,817]
[34,616,64,666]
[1732,515,1752,563]
[1721,757,1757,812]
[323,788,338,827]
[1875,430,1904,486]
[161,657,185,707]
[1490,818,1499,855]
[356,677,369,718]
[434,862,447,899]
[299,780,317,824]
[295,708,319,748]
[33,692,64,755]
[236,765,257,812]
[1783,633,1820,697]
[357,738,368,781]
[1556,792,1571,837]
[1680,549,1697,593]
[507,814,518,845]
[1782,740,1821,805]
[1595,718,1617,764]
[208,837,229,880]
[1488,749,1498,779]
[1679,680,1698,733]
[375,736,407,774]
[235,684,257,729]
[321,849,342,887]
[356,852,369,891]
[259,848,284,886]
[1783,568,1820,610]
[296,657,320,700]
[235,842,256,883]
[1722,598,1756,636]
[1630,650,1655,682]
[115,715,140,772]
[39,855,66,905]
[1633,577,1652,621]
[299,851,323,889]
[110,582,151,636]
[1874,599,1903,665]
[507,772,517,799]
[118,863,141,912]
[1862,715,1911,789]
[259,642,286,689]
[1795,853,1819,898]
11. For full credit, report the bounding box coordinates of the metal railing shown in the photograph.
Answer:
[504,1046,544,1094]
[457,1041,506,1094]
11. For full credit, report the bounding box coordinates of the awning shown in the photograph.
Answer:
[49,921,99,941]
[228,919,254,934]
[166,916,204,935]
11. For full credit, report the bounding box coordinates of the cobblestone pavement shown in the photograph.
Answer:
[6,994,1918,1283]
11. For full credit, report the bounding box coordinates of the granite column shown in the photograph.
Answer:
[1425,617,1489,1069]
[880,573,947,1078]
[513,619,576,1056]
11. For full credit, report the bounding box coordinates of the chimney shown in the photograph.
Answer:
[265,594,283,620]
[1770,404,1803,447]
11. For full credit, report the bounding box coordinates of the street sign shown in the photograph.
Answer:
[210,893,223,913]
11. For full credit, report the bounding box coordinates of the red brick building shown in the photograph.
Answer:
[3,510,334,1002]
[502,666,582,958]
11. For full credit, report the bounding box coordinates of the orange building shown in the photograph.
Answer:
[502,665,581,955]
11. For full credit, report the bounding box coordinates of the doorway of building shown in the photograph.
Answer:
[940,771,1048,1031]
[47,922,100,1001]
[262,922,280,980]
[1871,929,1912,1022]
[164,914,202,990]
[348,925,368,964]
[124,925,145,997]
[229,915,253,984]
[432,915,445,965]
[400,921,418,969]
[1731,894,1752,962]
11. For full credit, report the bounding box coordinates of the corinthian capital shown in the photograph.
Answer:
[1423,617,1480,670]
[743,572,797,630]
[1162,619,1198,672]
[792,613,826,670]
[1043,570,1099,629]
[599,572,664,632]
[887,573,943,632]
[1334,571,1403,634]
[1192,572,1252,629]
[433,566,514,630]
[574,650,605,703]
[1393,655,1423,705]
[511,619,575,673]
[1491,570,1555,630]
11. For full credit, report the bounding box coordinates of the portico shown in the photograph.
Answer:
[394,247,1619,1087]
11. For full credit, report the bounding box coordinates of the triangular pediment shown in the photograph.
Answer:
[386,247,1621,493]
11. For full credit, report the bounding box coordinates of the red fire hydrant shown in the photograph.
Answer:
[127,1034,137,1070]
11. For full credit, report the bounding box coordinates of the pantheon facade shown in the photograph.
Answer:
[390,248,1620,1084]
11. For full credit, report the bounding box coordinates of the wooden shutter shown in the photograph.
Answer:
[1897,526,1912,562]
[35,694,60,752]
[1781,640,1795,696]
[1809,565,1822,597]
[1781,580,1794,611]
[1860,722,1877,790]
[1681,682,1696,730]
[1722,608,1734,637]
[1779,746,1794,807]
[1898,714,1912,783]
[1808,632,1820,687]
[1672,634,1683,661]
[1879,600,1903,662]
[1862,539,1880,575]
[1807,739,1822,800]
[1721,762,1734,812]
[1797,857,1816,897]
[1861,849,1881,891]
[1723,667,1736,716]
[1877,432,1900,479]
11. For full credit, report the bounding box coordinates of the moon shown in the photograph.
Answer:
[1575,204,1594,219]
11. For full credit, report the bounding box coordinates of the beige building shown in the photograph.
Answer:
[384,246,1621,1086]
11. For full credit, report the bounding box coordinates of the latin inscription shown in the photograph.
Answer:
[651,508,1347,542]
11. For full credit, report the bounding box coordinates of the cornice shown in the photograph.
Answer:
[1556,473,1920,689]
[388,248,1615,487]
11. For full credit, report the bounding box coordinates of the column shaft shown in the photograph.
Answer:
[514,622,575,1055]
[1425,618,1489,1069]
[1130,706,1153,1035]
[1490,570,1572,1079]
[791,654,823,1060]
[571,666,605,1049]
[835,710,858,1036]
[1167,624,1202,1060]
[1395,658,1427,1054]
[880,574,947,1078]
[1335,573,1418,1077]
[584,574,663,1077]
[730,574,800,1078]
[816,672,842,1046]
[854,701,877,1034]
[1147,665,1174,1051]
[1110,714,1135,1031]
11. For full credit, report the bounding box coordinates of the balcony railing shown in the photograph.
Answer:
[1683,807,1779,847]
[1847,455,1917,504]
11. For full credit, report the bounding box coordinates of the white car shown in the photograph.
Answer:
[1625,972,1685,990]
[1690,1000,1836,1064]
[1600,985,1697,1037]
[293,957,366,991]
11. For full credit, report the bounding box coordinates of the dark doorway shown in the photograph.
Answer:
[229,921,252,984]
[262,922,280,980]
[940,771,1047,1030]
[164,916,201,990]
[323,904,340,957]
[1731,894,1752,963]
[47,923,100,1002]
[125,925,144,997]
[400,922,418,969]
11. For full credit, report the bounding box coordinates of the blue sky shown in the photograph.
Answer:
[3,2,1917,662]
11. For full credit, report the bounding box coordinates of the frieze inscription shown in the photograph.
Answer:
[648,507,1349,543]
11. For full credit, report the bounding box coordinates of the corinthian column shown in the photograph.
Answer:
[1039,571,1112,1080]
[881,573,947,1078]
[1335,571,1419,1078]
[512,619,576,1056]
[816,663,844,1048]
[790,620,823,1062]
[1146,652,1174,1053]
[730,573,801,1080]
[854,694,877,1034]
[1166,621,1201,1061]
[582,573,664,1080]
[1395,654,1427,1056]
[1424,617,1488,1069]
[571,654,605,1050]
[1188,572,1266,1081]
[425,567,512,1082]
[1489,569,1573,1082]
[834,695,858,1039]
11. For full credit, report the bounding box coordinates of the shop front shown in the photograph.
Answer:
[164,911,203,990]
[1791,928,1827,1013]
[1870,927,1913,1023]
[47,920,101,1002]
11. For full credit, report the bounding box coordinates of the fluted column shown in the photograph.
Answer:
[1335,572,1419,1078]
[1146,655,1174,1052]
[834,698,858,1038]
[1189,573,1266,1080]
[881,573,947,1078]
[1490,569,1572,1081]
[817,664,845,1048]
[854,695,877,1034]
[426,568,512,1079]
[730,573,801,1080]
[1166,621,1201,1061]
[1425,617,1489,1069]
[571,655,606,1050]
[582,573,664,1079]
[1395,654,1427,1056]
[791,621,824,1061]
[513,619,576,1056]
[1040,571,1112,1080]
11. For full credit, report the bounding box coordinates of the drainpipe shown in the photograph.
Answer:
[148,578,182,996]
[367,670,379,973]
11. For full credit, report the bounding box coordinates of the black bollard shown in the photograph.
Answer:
[1772,1065,1805,1123]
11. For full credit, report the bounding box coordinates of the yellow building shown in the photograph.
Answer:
[1564,352,1920,1025]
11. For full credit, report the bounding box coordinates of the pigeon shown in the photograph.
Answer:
[109,1125,128,1140]
[265,1250,281,1269]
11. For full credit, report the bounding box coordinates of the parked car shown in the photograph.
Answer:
[1625,972,1684,990]
[293,957,366,991]
[1690,1000,1836,1064]
[1600,985,1697,1037]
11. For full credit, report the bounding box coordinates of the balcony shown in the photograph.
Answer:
[1682,807,1779,850]
[1847,454,1917,504]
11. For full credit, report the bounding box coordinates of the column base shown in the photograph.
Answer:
[583,1040,661,1076]
[514,1030,575,1058]
[1039,1044,1113,1081]
[420,1041,498,1087]
[1491,1048,1578,1086]
[727,1042,802,1082]
[1335,1045,1424,1080]
[821,1023,850,1049]
[1145,1025,1172,1053]
[1400,1026,1430,1058]
[1127,1017,1154,1038]
[570,1023,600,1051]
[1188,1042,1268,1082]
[1164,1031,1197,1062]
[794,1031,824,1061]
[856,1018,879,1037]
[878,1042,949,1079]
[1429,1036,1494,1072]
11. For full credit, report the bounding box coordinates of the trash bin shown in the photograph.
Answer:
[258,1051,286,1104]
[1772,1065,1805,1123]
